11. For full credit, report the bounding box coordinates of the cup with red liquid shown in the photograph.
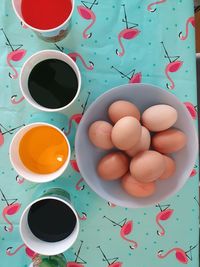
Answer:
[12,0,74,42]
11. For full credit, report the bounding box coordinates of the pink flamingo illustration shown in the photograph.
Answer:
[194,196,199,207]
[0,123,25,147]
[147,0,167,12]
[20,21,28,29]
[155,204,174,236]
[179,17,195,41]
[16,175,25,185]
[157,244,198,264]
[76,178,85,191]
[55,43,65,52]
[77,0,98,39]
[78,212,87,221]
[1,28,26,79]
[116,4,140,57]
[190,165,197,177]
[65,92,91,135]
[0,189,21,232]
[68,52,94,70]
[67,241,87,267]
[97,246,123,267]
[107,202,117,208]
[161,41,183,89]
[111,66,142,84]
[70,160,85,191]
[190,164,197,177]
[184,102,197,120]
[103,216,138,249]
[55,44,94,70]
[190,169,197,177]
[11,95,25,105]
[6,244,37,259]
[70,159,80,172]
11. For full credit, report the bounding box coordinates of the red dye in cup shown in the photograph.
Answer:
[21,0,72,30]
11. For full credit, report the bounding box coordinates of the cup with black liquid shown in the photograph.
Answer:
[20,188,79,255]
[19,50,81,112]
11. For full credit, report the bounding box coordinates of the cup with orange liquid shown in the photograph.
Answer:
[12,0,74,42]
[9,122,70,183]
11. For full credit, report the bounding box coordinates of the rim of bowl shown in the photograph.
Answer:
[75,83,198,208]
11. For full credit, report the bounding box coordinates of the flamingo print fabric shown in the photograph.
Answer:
[0,0,198,266]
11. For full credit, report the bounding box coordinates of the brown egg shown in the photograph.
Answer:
[111,116,141,150]
[126,126,151,157]
[88,121,114,150]
[108,100,140,123]
[142,104,178,132]
[159,155,176,180]
[121,172,156,198]
[130,150,165,183]
[97,152,129,180]
[152,128,187,154]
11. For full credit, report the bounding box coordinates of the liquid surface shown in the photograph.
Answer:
[28,199,77,242]
[21,0,72,30]
[28,59,78,109]
[19,126,69,174]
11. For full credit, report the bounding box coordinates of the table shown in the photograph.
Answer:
[0,1,198,266]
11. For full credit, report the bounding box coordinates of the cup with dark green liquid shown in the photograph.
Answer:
[20,188,79,255]
[19,50,81,113]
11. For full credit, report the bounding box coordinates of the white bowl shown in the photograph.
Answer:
[75,83,198,208]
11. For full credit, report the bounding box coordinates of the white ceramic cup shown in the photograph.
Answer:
[20,188,79,255]
[19,50,81,113]
[12,0,74,42]
[9,122,71,183]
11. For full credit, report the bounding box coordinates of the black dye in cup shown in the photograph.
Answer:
[28,199,77,242]
[28,59,78,109]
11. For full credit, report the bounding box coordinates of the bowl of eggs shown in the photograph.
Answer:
[75,83,198,208]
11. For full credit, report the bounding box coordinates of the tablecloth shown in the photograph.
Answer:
[0,0,198,266]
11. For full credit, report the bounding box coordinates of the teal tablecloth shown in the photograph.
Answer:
[0,0,198,266]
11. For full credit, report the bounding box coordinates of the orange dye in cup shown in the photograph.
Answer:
[19,126,69,174]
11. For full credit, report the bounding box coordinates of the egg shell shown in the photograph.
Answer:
[142,104,178,132]
[108,100,140,123]
[97,152,129,180]
[111,116,142,150]
[126,126,151,157]
[152,128,187,154]
[159,155,176,180]
[121,172,156,198]
[88,121,114,150]
[130,150,165,183]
